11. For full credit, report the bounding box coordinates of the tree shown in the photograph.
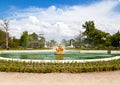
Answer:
[29,32,38,41]
[50,40,57,47]
[20,31,29,48]
[75,31,84,48]
[39,36,45,48]
[61,39,67,47]
[82,21,96,47]
[46,40,57,48]
[9,37,20,48]
[111,31,120,48]
[104,33,112,47]
[29,32,39,48]
[0,30,6,48]
[82,21,109,48]
[0,20,9,49]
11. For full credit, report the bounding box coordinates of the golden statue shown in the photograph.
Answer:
[55,44,64,55]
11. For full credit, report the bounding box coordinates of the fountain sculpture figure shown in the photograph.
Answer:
[55,44,64,55]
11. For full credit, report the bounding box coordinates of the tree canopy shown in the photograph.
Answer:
[111,31,120,47]
[20,31,29,48]
[0,20,119,50]
[82,21,111,48]
[0,30,6,48]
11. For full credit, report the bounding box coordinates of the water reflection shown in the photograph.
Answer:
[20,55,28,59]
[55,55,64,60]
[0,52,119,60]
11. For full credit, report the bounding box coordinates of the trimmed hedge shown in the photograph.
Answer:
[0,59,120,73]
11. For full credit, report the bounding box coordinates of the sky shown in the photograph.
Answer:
[0,0,120,42]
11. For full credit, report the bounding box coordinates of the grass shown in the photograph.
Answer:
[0,59,120,73]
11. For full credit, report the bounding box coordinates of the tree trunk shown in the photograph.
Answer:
[6,31,8,49]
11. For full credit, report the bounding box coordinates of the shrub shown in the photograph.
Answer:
[0,59,120,73]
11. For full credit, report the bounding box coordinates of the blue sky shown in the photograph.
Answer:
[0,0,104,18]
[0,0,120,41]
[0,0,99,8]
[0,0,120,19]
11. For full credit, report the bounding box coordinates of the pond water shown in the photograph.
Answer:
[0,51,119,60]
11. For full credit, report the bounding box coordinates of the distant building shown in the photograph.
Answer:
[67,39,74,48]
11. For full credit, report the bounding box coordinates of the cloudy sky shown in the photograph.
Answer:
[0,0,120,42]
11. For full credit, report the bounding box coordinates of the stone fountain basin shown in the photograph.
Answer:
[0,50,120,62]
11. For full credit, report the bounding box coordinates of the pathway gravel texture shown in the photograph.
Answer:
[0,71,120,85]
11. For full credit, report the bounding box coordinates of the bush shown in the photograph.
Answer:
[0,59,120,73]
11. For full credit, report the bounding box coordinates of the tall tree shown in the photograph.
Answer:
[20,31,29,48]
[111,31,120,47]
[0,20,9,49]
[39,36,45,48]
[9,37,20,48]
[0,30,6,48]
[82,21,109,48]
[82,21,96,47]
[29,32,38,41]
[75,31,84,48]
[29,32,39,48]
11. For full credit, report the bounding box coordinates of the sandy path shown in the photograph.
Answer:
[0,71,120,85]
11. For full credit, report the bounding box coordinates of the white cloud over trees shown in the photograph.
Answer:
[3,0,120,41]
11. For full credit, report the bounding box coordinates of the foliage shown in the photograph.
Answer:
[61,39,67,46]
[39,36,45,48]
[75,31,84,48]
[20,31,29,48]
[0,59,120,73]
[50,40,57,47]
[0,20,120,50]
[29,32,39,48]
[0,20,9,49]
[9,37,20,48]
[0,30,6,48]
[111,31,120,47]
[29,32,38,41]
[46,40,57,48]
[0,29,20,49]
[82,21,113,49]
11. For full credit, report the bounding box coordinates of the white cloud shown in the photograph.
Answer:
[4,0,120,42]
[28,16,39,24]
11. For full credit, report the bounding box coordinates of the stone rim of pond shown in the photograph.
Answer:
[0,56,120,63]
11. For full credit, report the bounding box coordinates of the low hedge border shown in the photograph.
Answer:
[0,59,120,73]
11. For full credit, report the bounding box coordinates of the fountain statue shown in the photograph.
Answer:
[54,44,64,55]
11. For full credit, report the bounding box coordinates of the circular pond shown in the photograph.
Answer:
[0,51,120,60]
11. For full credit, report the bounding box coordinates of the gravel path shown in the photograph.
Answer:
[0,71,120,85]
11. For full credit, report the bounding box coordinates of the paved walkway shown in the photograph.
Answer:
[0,71,120,85]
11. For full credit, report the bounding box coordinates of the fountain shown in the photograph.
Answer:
[0,47,120,61]
[54,44,64,55]
[0,50,120,61]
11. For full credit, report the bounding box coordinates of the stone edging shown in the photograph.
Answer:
[0,56,120,63]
